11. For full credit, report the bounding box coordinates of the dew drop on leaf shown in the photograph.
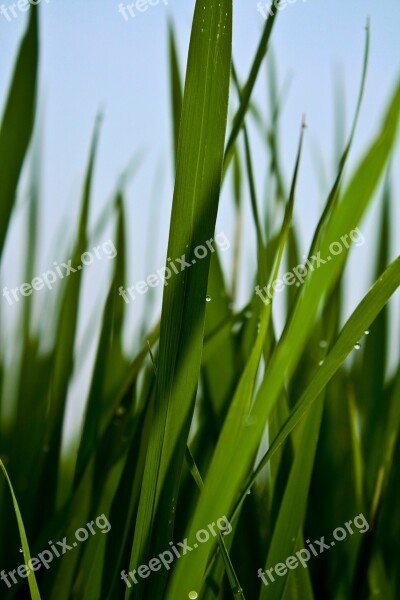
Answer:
[244,414,257,427]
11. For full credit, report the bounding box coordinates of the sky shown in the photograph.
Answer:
[0,0,399,418]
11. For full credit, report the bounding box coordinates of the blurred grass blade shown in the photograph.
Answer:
[0,459,41,600]
[39,118,101,520]
[0,6,38,258]
[168,20,183,165]
[74,193,127,488]
[308,21,369,256]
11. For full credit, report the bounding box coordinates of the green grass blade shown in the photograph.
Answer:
[168,20,183,165]
[0,459,41,600]
[127,2,232,597]
[308,22,369,257]
[0,6,38,259]
[224,9,278,172]
[74,193,127,488]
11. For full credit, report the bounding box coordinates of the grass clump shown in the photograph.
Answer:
[0,3,399,600]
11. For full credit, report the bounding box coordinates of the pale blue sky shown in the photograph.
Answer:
[1,0,399,348]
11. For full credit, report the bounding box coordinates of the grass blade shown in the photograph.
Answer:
[0,459,41,600]
[127,2,232,597]
[0,6,38,258]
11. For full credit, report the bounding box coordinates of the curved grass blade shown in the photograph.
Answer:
[224,9,278,173]
[185,447,245,600]
[308,21,370,256]
[0,459,41,600]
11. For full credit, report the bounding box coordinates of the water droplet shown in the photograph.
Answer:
[19,548,23,553]
[232,587,243,595]
[246,490,251,495]
[364,330,369,335]
[188,592,198,599]
[318,360,324,366]
[244,310,252,318]
[295,282,301,287]
[206,295,212,302]
[244,414,257,427]
[232,322,241,334]
[354,343,361,350]
[319,340,328,348]
[115,406,126,416]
